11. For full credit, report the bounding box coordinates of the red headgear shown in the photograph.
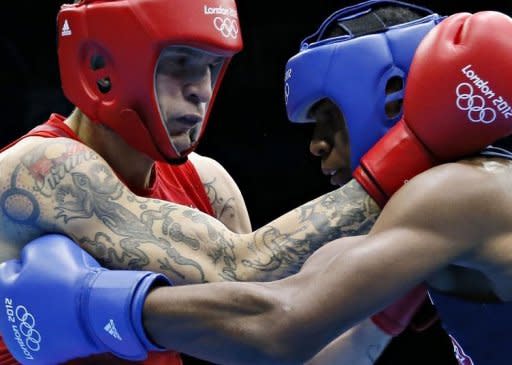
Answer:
[57,0,243,162]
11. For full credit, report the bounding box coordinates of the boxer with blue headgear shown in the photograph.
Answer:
[283,0,446,352]
[285,0,443,183]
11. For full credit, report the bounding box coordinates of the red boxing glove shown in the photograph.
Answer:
[354,11,512,207]
[360,11,512,335]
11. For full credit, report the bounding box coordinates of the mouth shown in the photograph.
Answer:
[169,114,202,136]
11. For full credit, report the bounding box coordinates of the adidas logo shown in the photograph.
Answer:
[104,319,123,341]
[61,20,72,37]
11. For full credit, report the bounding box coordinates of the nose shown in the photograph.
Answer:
[309,138,332,158]
[184,73,213,104]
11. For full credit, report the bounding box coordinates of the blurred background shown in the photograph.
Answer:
[1,1,510,364]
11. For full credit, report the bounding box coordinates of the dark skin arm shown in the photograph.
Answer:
[142,161,508,364]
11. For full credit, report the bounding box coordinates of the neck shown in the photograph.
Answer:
[64,109,155,191]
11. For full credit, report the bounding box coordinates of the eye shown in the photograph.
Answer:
[157,55,192,77]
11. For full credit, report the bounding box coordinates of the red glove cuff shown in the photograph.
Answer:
[371,284,428,336]
[353,166,388,207]
[354,119,439,207]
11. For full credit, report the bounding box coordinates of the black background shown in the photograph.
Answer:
[1,1,511,364]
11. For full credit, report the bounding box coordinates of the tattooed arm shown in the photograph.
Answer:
[0,137,380,284]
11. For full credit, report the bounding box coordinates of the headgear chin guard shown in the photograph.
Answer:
[284,0,444,171]
[57,0,243,163]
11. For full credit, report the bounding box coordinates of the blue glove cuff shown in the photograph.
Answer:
[83,270,171,360]
[131,272,170,352]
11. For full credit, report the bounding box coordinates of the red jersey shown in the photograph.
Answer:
[0,114,215,365]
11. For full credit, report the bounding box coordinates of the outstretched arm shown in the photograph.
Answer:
[0,137,380,284]
[142,163,496,364]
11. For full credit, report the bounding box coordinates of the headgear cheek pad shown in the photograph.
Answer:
[284,0,444,171]
[57,0,243,162]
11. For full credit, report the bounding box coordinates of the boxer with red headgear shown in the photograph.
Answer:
[0,1,248,363]
[58,0,240,163]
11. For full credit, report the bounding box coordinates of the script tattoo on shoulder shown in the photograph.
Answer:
[21,142,97,197]
[1,142,97,227]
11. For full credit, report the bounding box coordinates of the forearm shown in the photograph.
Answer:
[141,250,389,365]
[141,264,391,365]
[143,282,305,365]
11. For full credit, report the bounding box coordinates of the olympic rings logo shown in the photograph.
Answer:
[213,17,238,39]
[456,83,497,124]
[16,305,41,352]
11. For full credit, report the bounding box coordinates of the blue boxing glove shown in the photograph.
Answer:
[0,234,170,364]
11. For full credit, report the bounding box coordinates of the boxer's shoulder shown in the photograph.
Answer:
[382,161,508,244]
[188,152,251,233]
[1,135,95,164]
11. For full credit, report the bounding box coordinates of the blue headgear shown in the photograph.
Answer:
[284,0,444,171]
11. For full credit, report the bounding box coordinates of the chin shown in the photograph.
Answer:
[171,138,192,153]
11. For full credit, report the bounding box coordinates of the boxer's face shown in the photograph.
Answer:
[308,99,351,186]
[155,46,224,154]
